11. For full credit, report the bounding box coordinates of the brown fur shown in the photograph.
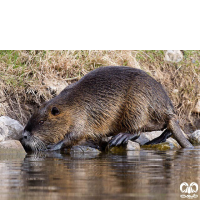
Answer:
[21,66,193,152]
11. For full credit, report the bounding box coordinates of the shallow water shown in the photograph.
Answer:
[0,147,200,200]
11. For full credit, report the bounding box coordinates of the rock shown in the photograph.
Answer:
[142,137,181,150]
[70,145,101,154]
[0,116,24,142]
[189,130,200,145]
[0,140,26,154]
[138,130,181,150]
[136,131,163,145]
[166,138,181,149]
[142,143,171,150]
[164,50,183,63]
[126,141,140,150]
[108,146,127,153]
[69,145,101,159]
[43,78,68,95]
[107,141,140,153]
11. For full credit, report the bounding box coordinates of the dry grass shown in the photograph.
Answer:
[0,50,199,133]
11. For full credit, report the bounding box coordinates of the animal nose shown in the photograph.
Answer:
[23,131,31,140]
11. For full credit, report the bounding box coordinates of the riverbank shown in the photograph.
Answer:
[0,50,199,133]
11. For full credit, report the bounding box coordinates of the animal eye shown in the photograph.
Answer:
[39,120,44,125]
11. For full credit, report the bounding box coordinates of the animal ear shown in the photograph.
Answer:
[51,107,60,116]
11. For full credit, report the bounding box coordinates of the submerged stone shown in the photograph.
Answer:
[142,143,171,150]
[70,145,101,154]
[108,146,127,153]
[107,141,140,153]
[189,130,200,145]
[142,137,181,150]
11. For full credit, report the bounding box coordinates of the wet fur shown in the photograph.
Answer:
[21,66,192,151]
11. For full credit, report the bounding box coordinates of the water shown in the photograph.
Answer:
[0,147,200,200]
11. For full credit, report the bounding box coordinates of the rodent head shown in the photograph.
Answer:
[21,101,71,152]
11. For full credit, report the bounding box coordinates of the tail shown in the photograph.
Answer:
[168,118,193,148]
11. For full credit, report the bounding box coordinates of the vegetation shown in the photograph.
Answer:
[0,50,199,133]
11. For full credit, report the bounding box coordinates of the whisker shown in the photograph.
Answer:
[26,136,48,152]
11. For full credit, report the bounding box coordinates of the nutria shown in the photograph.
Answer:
[20,66,193,152]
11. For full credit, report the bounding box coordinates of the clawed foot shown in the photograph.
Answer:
[144,129,172,145]
[108,133,140,148]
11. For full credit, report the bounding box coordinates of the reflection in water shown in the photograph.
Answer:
[0,147,200,200]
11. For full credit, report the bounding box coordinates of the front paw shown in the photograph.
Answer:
[46,140,64,151]
[108,133,137,148]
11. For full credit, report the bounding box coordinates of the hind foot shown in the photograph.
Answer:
[144,129,172,145]
[108,133,140,148]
